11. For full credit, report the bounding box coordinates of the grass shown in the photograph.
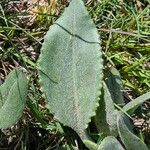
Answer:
[0,0,150,149]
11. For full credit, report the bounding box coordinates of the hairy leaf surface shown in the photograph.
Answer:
[98,136,124,150]
[106,67,124,105]
[95,82,118,137]
[0,68,28,128]
[117,113,148,150]
[38,0,103,139]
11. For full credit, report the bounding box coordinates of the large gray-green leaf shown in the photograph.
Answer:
[106,67,124,105]
[38,0,103,139]
[0,68,28,128]
[95,82,118,137]
[123,92,150,115]
[117,113,148,150]
[98,136,124,150]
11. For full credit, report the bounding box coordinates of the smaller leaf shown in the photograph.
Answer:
[123,92,150,114]
[97,136,124,150]
[106,67,124,105]
[95,82,118,137]
[0,68,28,128]
[117,113,148,150]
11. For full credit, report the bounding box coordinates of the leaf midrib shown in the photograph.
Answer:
[72,8,81,132]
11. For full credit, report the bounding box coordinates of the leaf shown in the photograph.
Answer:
[98,136,124,150]
[84,140,98,150]
[117,113,148,150]
[55,145,78,150]
[123,92,150,114]
[106,67,124,105]
[0,68,28,128]
[38,0,103,139]
[95,82,118,137]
